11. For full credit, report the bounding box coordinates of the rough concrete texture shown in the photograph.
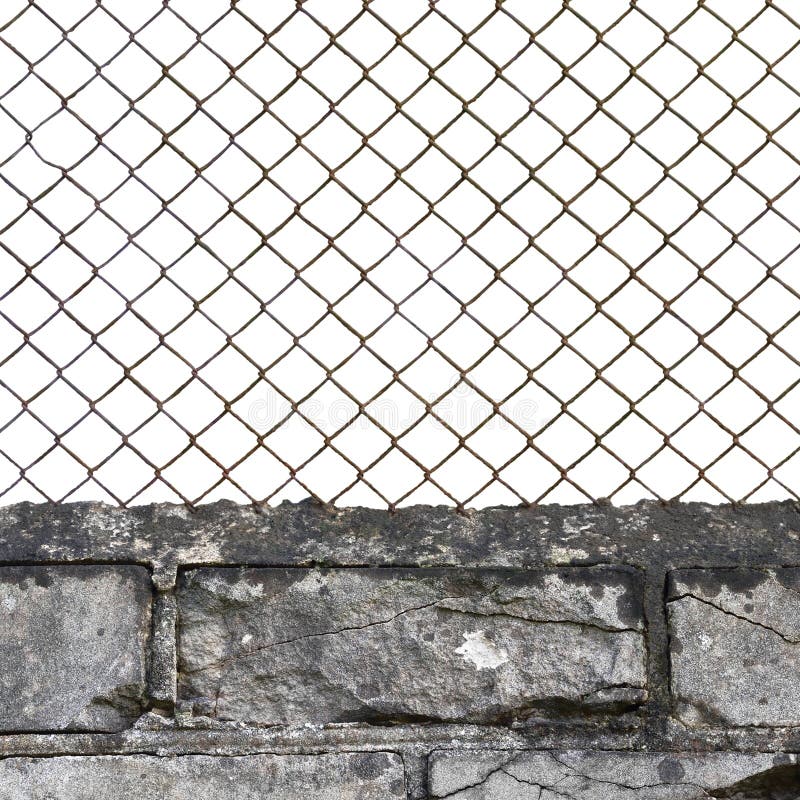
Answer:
[0,566,150,732]
[177,566,646,725]
[668,568,800,727]
[0,752,405,799]
[429,750,800,799]
[5,500,800,573]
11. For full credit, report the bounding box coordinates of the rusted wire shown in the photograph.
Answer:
[0,0,799,509]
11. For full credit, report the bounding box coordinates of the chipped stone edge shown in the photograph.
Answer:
[0,498,797,569]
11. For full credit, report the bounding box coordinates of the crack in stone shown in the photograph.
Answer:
[181,584,643,721]
[431,751,526,798]
[499,771,544,799]
[186,597,638,679]
[187,595,466,678]
[203,595,471,717]
[669,593,800,645]
[434,751,790,799]
[432,753,611,800]
[577,683,644,701]
[547,753,712,795]
[434,604,639,635]
[501,771,573,799]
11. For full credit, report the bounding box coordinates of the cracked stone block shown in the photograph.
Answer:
[0,566,150,732]
[0,753,406,799]
[428,749,800,799]
[668,568,800,727]
[177,566,646,725]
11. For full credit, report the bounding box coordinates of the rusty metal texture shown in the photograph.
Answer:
[1,0,799,509]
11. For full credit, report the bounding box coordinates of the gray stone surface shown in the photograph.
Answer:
[148,592,178,710]
[7,501,800,764]
[428,749,800,799]
[0,566,151,732]
[0,753,405,799]
[177,567,646,725]
[4,499,800,572]
[668,568,800,727]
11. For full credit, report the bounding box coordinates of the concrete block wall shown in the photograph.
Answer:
[2,500,800,797]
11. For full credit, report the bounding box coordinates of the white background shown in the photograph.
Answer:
[1,0,799,507]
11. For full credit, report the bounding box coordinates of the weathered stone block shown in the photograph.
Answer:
[668,568,800,727]
[428,749,800,798]
[0,566,150,732]
[0,753,405,799]
[177,566,646,725]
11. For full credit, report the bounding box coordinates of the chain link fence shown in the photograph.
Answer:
[1,0,800,508]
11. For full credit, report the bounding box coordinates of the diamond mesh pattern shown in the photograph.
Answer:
[1,0,800,508]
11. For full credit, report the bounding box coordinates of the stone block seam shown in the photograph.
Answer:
[3,500,800,798]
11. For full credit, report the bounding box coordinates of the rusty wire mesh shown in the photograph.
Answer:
[1,0,800,509]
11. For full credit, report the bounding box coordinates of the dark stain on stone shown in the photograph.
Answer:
[711,763,800,799]
[608,568,645,629]
[658,757,686,782]
[551,566,644,628]
[242,569,305,597]
[669,568,770,601]
[0,566,55,591]
[352,752,390,780]
[774,568,800,595]
[33,570,53,589]
[0,570,36,591]
[182,567,304,601]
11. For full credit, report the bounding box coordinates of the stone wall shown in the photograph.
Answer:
[2,500,800,797]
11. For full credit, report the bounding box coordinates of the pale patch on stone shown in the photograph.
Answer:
[455,631,509,670]
[547,545,591,563]
[205,574,263,602]
[186,541,225,565]
[294,571,328,593]
[562,515,596,535]
[542,572,628,628]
